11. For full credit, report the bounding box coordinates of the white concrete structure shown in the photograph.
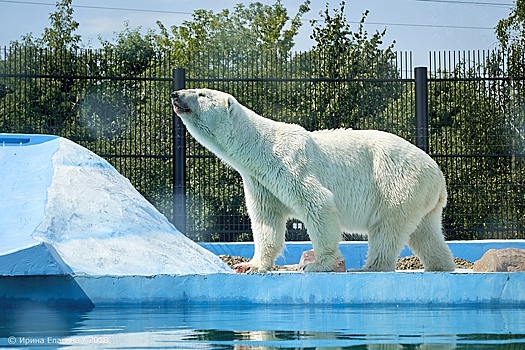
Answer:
[0,133,231,276]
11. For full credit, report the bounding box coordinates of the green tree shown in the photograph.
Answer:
[396,55,524,239]
[494,0,525,146]
[155,0,310,67]
[493,0,525,238]
[290,2,401,130]
[495,0,525,77]
[1,0,85,137]
[40,0,81,50]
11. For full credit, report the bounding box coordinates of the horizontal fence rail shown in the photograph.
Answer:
[1,47,524,241]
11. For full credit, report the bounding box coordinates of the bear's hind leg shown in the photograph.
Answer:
[408,209,455,272]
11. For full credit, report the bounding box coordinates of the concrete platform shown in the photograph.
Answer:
[1,241,525,306]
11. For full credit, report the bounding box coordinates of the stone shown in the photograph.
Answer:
[472,248,525,272]
[299,250,346,272]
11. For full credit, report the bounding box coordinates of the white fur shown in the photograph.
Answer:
[172,89,456,272]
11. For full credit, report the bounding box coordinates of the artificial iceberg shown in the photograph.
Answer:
[0,133,231,276]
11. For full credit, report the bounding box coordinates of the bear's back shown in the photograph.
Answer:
[311,129,433,164]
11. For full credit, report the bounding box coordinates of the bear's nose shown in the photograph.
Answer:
[171,91,179,99]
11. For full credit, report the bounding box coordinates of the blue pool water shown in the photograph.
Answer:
[2,303,525,348]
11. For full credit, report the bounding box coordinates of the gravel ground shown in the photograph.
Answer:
[219,254,473,272]
[395,255,474,270]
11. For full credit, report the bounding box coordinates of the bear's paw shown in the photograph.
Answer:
[233,261,272,274]
[300,262,337,272]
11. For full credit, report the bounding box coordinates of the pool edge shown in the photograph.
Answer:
[2,271,524,306]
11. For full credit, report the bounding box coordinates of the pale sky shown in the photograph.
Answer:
[0,0,515,67]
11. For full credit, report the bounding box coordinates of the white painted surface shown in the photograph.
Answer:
[0,134,231,276]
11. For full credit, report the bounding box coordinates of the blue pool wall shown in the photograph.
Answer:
[200,240,525,269]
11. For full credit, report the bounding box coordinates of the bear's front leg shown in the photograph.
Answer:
[298,186,343,272]
[235,176,289,273]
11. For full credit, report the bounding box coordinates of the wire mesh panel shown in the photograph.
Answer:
[1,46,523,241]
[429,50,525,239]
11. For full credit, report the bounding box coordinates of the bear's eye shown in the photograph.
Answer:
[198,93,206,98]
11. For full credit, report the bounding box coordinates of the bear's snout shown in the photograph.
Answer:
[171,91,191,114]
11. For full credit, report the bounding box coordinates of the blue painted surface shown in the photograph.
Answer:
[0,133,58,146]
[78,271,525,305]
[0,134,59,258]
[1,269,524,306]
[0,243,72,276]
[200,240,525,269]
[2,241,525,306]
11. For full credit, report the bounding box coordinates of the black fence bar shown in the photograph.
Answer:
[3,72,524,84]
[415,67,429,153]
[172,68,187,234]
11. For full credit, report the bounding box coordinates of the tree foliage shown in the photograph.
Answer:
[302,2,400,130]
[155,0,310,64]
[41,0,81,50]
[495,0,525,77]
[428,63,521,238]
[1,0,84,137]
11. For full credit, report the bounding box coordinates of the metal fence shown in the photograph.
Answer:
[1,47,523,241]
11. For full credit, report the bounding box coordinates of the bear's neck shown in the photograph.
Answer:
[220,108,307,180]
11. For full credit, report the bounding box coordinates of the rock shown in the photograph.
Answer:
[473,248,525,272]
[299,250,316,265]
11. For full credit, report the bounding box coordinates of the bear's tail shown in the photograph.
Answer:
[425,179,447,218]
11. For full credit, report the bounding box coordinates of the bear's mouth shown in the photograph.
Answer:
[171,98,191,115]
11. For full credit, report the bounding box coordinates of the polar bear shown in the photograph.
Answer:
[171,88,456,273]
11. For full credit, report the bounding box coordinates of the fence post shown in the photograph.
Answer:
[172,68,186,234]
[415,66,429,153]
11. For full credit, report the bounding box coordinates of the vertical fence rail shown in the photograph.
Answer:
[172,68,187,234]
[415,67,429,153]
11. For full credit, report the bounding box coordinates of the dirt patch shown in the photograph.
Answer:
[219,254,473,271]
[219,255,297,271]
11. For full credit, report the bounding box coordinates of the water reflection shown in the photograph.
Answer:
[1,303,524,348]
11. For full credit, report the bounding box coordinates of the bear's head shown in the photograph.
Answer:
[171,88,239,157]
